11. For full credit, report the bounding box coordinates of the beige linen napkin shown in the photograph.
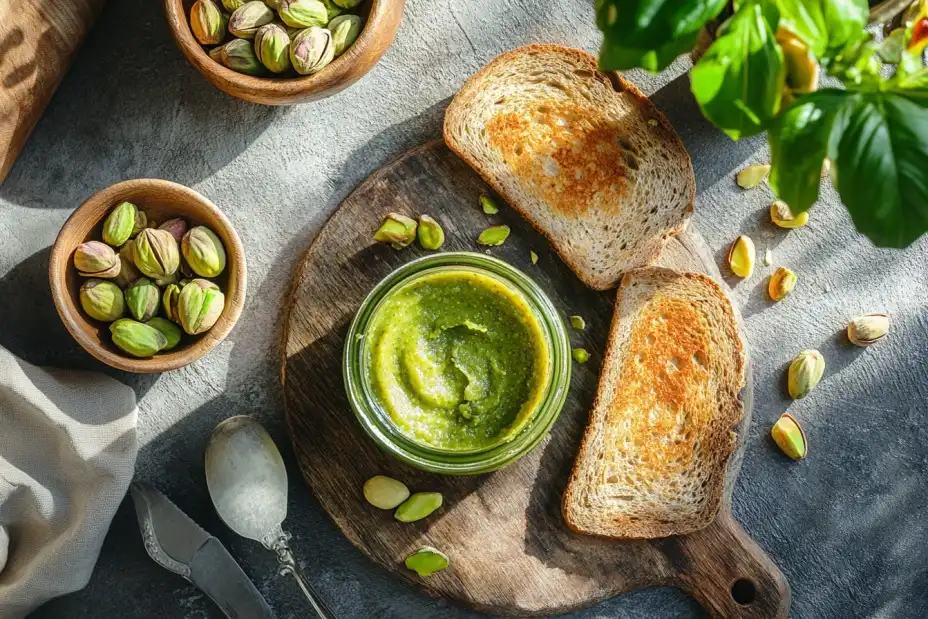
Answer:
[0,346,137,619]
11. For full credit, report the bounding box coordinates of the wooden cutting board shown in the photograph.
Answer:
[281,141,790,618]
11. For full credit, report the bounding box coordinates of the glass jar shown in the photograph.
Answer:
[343,252,571,475]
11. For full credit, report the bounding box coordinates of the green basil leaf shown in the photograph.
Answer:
[829,92,928,247]
[773,0,868,61]
[597,0,728,71]
[768,90,846,212]
[691,1,785,139]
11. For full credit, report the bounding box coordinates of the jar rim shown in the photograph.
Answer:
[343,252,571,475]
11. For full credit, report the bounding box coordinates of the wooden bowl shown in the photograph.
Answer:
[49,179,247,373]
[163,0,406,105]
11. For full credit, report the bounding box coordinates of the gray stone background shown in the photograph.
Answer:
[1,0,925,617]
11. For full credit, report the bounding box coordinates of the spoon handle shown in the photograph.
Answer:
[268,531,337,619]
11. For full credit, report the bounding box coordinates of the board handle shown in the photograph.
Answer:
[674,508,791,619]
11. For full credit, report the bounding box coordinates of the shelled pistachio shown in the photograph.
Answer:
[417,215,444,250]
[216,38,266,75]
[394,492,443,523]
[405,547,449,577]
[374,213,417,249]
[363,476,410,510]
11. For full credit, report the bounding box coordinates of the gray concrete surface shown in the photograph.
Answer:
[2,0,926,617]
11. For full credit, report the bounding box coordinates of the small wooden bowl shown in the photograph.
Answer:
[163,0,406,105]
[49,179,247,373]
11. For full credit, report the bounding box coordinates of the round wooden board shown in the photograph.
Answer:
[282,141,790,618]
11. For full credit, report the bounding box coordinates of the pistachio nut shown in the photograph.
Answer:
[221,0,247,10]
[209,46,225,63]
[479,194,499,214]
[74,241,121,279]
[125,278,161,322]
[134,228,180,279]
[476,225,510,246]
[727,235,755,278]
[847,314,890,347]
[405,547,449,578]
[290,26,334,75]
[181,226,227,278]
[158,217,189,243]
[771,413,807,460]
[190,0,228,45]
[788,349,825,399]
[769,200,809,228]
[321,0,344,20]
[178,279,226,335]
[255,23,292,73]
[394,492,443,523]
[110,319,169,358]
[79,280,126,322]
[154,272,180,287]
[331,0,361,7]
[416,215,445,251]
[113,240,142,288]
[228,1,274,38]
[736,164,770,189]
[768,266,797,302]
[363,476,410,510]
[530,250,538,265]
[216,38,265,74]
[572,348,590,364]
[264,0,283,9]
[279,0,328,28]
[570,315,586,331]
[102,201,138,247]
[374,213,417,249]
[146,317,183,351]
[328,14,361,56]
[162,284,182,323]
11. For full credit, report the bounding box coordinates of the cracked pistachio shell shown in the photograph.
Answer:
[134,228,180,279]
[768,266,797,302]
[110,319,168,358]
[158,218,189,243]
[191,0,228,45]
[394,492,443,523]
[727,235,755,278]
[331,0,361,7]
[181,226,227,278]
[290,26,334,75]
[363,476,410,510]
[162,284,182,323]
[74,241,121,278]
[416,215,444,250]
[788,349,825,399]
[770,200,808,228]
[477,225,510,247]
[374,213,417,249]
[405,547,449,578]
[102,201,138,247]
[771,413,807,460]
[146,317,183,351]
[125,278,160,322]
[178,279,225,335]
[847,314,890,347]
[279,0,328,28]
[328,14,361,56]
[79,279,126,322]
[255,23,292,73]
[228,1,274,38]
[736,164,770,189]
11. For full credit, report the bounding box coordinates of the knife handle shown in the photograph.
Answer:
[189,538,278,619]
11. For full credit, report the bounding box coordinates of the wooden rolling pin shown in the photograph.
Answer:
[0,0,106,182]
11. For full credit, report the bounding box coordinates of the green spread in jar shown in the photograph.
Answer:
[364,269,550,451]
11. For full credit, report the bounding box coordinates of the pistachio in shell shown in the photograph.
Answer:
[134,228,180,279]
[125,278,161,322]
[181,226,227,278]
[158,218,189,243]
[255,23,292,73]
[278,0,328,28]
[162,283,182,323]
[328,14,361,56]
[190,0,228,45]
[215,38,266,76]
[290,26,334,75]
[74,241,121,279]
[228,1,274,39]
[110,319,169,358]
[102,201,138,247]
[178,279,226,335]
[79,279,126,322]
[146,317,183,351]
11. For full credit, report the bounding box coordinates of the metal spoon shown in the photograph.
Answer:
[205,415,336,619]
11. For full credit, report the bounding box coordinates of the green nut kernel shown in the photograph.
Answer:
[530,250,538,265]
[476,225,510,246]
[110,319,169,358]
[146,317,183,351]
[363,476,410,510]
[572,348,590,364]
[569,315,586,331]
[405,547,449,578]
[102,201,138,247]
[181,226,227,278]
[374,213,417,249]
[79,279,126,322]
[125,278,161,322]
[290,26,334,75]
[416,215,445,251]
[736,164,770,189]
[479,194,499,214]
[328,14,361,56]
[134,228,180,279]
[255,23,292,73]
[279,0,329,28]
[394,492,443,523]
[178,279,226,335]
[190,0,228,45]
[228,1,274,38]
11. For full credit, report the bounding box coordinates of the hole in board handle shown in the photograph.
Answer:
[731,578,757,605]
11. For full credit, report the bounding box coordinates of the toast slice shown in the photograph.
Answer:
[444,44,695,290]
[563,268,745,539]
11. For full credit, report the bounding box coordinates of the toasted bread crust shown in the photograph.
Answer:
[444,44,695,290]
[562,268,745,539]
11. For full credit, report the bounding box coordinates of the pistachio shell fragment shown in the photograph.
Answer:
[768,266,797,302]
[788,349,825,399]
[847,314,890,347]
[476,225,510,247]
[727,235,755,278]
[394,492,443,523]
[416,215,445,251]
[771,413,807,460]
[374,213,417,249]
[569,315,586,331]
[770,200,809,228]
[363,475,410,510]
[405,546,449,577]
[736,164,770,189]
[479,194,499,214]
[572,348,590,364]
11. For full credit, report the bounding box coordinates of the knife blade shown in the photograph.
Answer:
[131,482,277,619]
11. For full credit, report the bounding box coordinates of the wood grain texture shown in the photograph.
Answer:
[49,179,247,373]
[163,0,405,106]
[281,141,790,617]
[0,0,106,181]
